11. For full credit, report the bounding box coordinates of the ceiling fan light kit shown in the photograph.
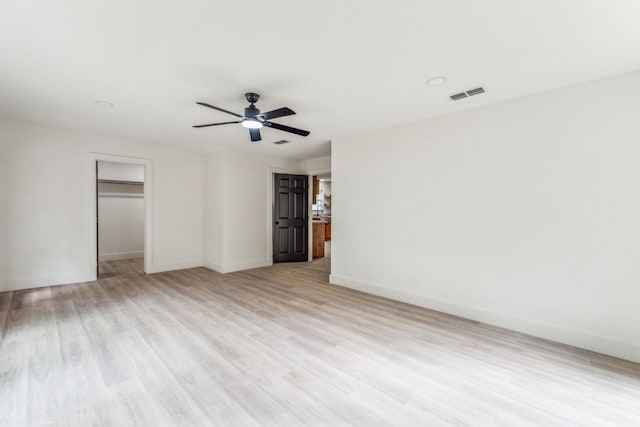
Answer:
[241,119,263,129]
[194,92,310,142]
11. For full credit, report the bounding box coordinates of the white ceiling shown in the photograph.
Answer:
[2,1,640,160]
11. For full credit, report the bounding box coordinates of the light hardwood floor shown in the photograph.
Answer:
[1,258,639,426]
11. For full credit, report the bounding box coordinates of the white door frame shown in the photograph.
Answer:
[88,153,153,278]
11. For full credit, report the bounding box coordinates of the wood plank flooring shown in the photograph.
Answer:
[1,258,639,426]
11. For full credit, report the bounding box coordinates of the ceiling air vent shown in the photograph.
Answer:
[450,92,468,101]
[273,139,290,145]
[466,87,485,96]
[450,86,486,101]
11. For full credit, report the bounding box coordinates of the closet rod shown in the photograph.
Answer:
[97,179,144,185]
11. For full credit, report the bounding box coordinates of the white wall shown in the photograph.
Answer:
[0,118,205,291]
[98,194,144,261]
[205,149,299,273]
[0,118,305,289]
[204,150,225,269]
[0,137,8,285]
[300,155,331,174]
[98,162,144,182]
[331,70,640,363]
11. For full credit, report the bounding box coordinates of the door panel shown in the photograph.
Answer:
[293,226,306,253]
[278,193,289,219]
[273,173,309,263]
[278,228,289,253]
[293,192,305,219]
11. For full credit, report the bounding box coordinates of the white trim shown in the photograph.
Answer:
[146,260,204,274]
[88,153,153,279]
[98,193,144,198]
[205,258,270,274]
[0,273,95,292]
[99,252,144,262]
[329,273,640,364]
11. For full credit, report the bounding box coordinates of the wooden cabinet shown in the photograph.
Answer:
[313,222,325,258]
[312,176,320,202]
[325,223,331,241]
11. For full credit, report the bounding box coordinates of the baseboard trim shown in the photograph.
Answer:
[147,260,204,274]
[204,261,224,273]
[0,272,95,292]
[1,259,207,291]
[205,259,271,274]
[329,273,640,364]
[99,252,143,262]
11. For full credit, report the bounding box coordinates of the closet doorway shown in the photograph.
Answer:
[96,161,145,277]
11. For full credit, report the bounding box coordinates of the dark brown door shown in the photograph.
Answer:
[273,173,308,263]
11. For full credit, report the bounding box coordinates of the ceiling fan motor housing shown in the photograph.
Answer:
[245,105,261,117]
[244,93,261,117]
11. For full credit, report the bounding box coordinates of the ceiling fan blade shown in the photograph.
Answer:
[249,128,262,142]
[262,107,295,121]
[264,121,310,137]
[196,102,243,118]
[192,121,240,128]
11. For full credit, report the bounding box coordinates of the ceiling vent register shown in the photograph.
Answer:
[449,87,485,101]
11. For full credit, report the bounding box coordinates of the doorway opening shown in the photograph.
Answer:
[311,173,331,259]
[96,161,145,277]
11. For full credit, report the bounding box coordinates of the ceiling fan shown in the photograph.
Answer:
[193,92,310,142]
